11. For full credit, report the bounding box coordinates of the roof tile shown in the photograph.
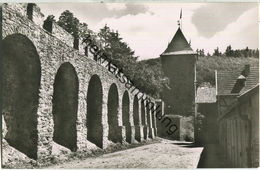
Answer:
[217,65,259,95]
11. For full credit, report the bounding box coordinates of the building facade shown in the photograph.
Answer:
[216,65,259,167]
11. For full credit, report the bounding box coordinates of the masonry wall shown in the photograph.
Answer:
[161,55,196,116]
[196,103,218,144]
[1,3,158,164]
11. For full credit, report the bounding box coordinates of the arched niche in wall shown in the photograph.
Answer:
[107,83,121,143]
[2,33,41,159]
[86,74,103,148]
[122,91,131,143]
[52,62,79,151]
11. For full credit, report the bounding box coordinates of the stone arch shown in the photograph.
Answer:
[122,91,131,143]
[2,34,41,159]
[141,100,147,139]
[133,95,141,141]
[87,74,103,148]
[52,62,79,151]
[107,83,121,143]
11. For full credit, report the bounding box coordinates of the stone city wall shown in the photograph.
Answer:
[1,3,161,164]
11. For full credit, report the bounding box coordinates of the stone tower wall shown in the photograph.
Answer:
[161,55,196,116]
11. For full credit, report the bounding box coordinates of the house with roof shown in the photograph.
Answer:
[216,64,259,167]
[195,83,218,145]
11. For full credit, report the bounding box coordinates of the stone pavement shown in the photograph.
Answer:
[48,138,204,168]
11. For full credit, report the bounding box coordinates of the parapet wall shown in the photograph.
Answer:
[1,3,162,165]
[52,21,74,48]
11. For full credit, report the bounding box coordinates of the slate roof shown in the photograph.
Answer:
[217,65,259,95]
[161,28,196,56]
[196,86,216,103]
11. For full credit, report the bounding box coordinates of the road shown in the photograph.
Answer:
[48,138,203,168]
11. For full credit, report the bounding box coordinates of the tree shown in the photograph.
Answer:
[78,22,89,38]
[244,47,249,58]
[57,10,91,49]
[57,10,80,38]
[200,49,205,57]
[196,49,199,54]
[225,45,234,57]
[197,49,205,57]
[213,47,221,56]
[97,25,137,70]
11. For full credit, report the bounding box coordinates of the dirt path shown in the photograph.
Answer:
[48,138,203,168]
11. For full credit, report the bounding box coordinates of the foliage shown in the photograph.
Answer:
[196,49,205,57]
[134,60,166,97]
[97,25,166,97]
[97,25,137,69]
[57,10,80,38]
[213,47,221,56]
[224,45,259,58]
[196,55,258,85]
[198,45,259,58]
[225,45,234,57]
[57,10,90,40]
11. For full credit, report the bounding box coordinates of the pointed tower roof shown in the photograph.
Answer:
[161,28,196,56]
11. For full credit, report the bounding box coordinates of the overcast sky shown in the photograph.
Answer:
[38,2,258,60]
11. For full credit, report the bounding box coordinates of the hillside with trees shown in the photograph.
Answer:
[48,10,259,98]
[194,46,259,85]
[196,55,258,85]
[142,55,258,86]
